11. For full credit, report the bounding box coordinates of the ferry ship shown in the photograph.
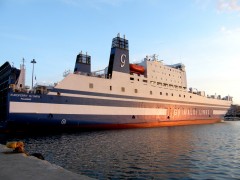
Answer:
[0,34,232,131]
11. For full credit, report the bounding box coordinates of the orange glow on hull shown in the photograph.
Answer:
[76,119,222,130]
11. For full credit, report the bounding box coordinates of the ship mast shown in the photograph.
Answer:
[16,58,26,90]
[31,59,37,90]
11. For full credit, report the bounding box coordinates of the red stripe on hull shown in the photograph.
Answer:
[3,119,223,133]
[75,119,222,130]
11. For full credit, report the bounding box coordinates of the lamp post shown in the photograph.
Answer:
[31,59,37,90]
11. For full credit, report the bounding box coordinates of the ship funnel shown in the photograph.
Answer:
[107,34,130,78]
[74,51,91,73]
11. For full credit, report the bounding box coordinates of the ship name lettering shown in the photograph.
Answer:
[29,95,40,98]
[173,109,181,116]
[10,94,41,99]
[11,94,28,98]
[21,98,31,101]
[175,109,212,116]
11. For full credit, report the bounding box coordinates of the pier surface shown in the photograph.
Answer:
[0,144,93,180]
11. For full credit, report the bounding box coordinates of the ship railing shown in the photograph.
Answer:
[91,69,106,78]
[130,60,144,64]
[188,87,232,101]
[205,94,232,101]
[74,71,107,79]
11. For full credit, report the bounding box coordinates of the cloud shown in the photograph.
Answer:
[220,26,240,35]
[218,0,240,12]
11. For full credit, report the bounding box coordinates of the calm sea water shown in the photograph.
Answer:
[1,121,240,179]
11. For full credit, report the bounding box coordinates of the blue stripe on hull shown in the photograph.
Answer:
[51,88,230,108]
[9,91,230,108]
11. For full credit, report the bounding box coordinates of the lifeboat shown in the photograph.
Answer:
[129,64,145,74]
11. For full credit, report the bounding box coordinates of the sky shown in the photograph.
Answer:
[0,0,240,104]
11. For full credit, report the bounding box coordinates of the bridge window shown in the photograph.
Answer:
[89,83,93,89]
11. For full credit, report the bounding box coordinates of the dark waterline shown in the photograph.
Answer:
[1,122,240,179]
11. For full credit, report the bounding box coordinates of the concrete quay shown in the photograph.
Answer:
[0,144,94,180]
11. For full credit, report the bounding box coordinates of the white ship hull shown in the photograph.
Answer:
[0,35,232,132]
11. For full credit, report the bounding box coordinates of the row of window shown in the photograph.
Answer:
[151,72,182,78]
[131,77,183,85]
[149,64,182,73]
[89,83,192,98]
[150,76,182,81]
[130,78,186,90]
[130,72,183,80]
